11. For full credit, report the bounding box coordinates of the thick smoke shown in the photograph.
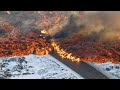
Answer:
[54,11,120,42]
[79,11,120,41]
[74,11,120,42]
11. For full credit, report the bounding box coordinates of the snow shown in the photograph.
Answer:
[0,54,84,79]
[88,62,120,79]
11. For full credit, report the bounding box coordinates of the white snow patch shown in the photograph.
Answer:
[88,62,120,79]
[0,54,84,79]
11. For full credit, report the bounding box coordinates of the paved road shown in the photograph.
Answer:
[50,53,109,79]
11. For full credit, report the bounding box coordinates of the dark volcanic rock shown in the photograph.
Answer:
[106,68,111,71]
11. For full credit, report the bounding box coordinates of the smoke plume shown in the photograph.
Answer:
[56,11,120,41]
[54,11,120,42]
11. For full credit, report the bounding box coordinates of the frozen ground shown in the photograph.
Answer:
[0,54,83,79]
[89,62,120,79]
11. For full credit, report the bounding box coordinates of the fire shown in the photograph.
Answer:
[51,40,80,63]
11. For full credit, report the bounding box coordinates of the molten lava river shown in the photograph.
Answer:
[0,15,120,64]
[0,17,52,57]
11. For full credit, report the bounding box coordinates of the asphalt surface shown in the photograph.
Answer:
[50,52,109,79]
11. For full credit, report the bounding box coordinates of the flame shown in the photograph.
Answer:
[51,40,80,63]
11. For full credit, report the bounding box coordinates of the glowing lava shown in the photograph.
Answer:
[0,17,52,57]
[58,35,120,64]
[0,12,120,64]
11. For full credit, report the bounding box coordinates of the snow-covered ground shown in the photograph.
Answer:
[88,62,120,79]
[0,54,84,79]
[1,53,120,79]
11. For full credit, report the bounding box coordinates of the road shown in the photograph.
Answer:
[50,52,109,79]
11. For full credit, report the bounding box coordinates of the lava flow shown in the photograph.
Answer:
[57,35,120,64]
[0,12,120,64]
[0,32,52,57]
[0,17,52,57]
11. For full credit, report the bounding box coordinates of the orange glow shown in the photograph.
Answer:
[51,40,80,63]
